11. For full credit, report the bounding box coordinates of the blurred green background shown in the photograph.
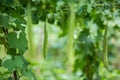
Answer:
[17,22,120,80]
[0,0,120,80]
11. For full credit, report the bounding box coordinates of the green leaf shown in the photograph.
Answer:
[58,15,69,37]
[48,17,55,24]
[78,29,90,41]
[2,59,15,72]
[77,29,95,54]
[0,37,6,44]
[31,11,39,24]
[20,76,29,80]
[8,77,13,80]
[2,55,24,72]
[0,27,3,33]
[0,14,9,27]
[1,0,15,7]
[13,18,26,32]
[40,14,46,21]
[87,4,92,13]
[22,69,37,80]
[7,48,16,55]
[76,6,84,16]
[47,14,55,24]
[14,55,24,69]
[7,32,28,55]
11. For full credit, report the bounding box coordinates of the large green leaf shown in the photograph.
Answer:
[2,59,15,72]
[14,56,24,69]
[2,55,24,72]
[7,32,28,55]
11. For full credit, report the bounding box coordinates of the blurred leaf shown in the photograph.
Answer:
[31,11,39,24]
[76,6,84,16]
[78,28,90,41]
[4,7,24,18]
[87,4,92,13]
[48,16,55,24]
[20,76,29,80]
[2,0,15,7]
[0,14,9,27]
[39,11,46,21]
[14,18,26,31]
[0,37,6,44]
[22,68,37,80]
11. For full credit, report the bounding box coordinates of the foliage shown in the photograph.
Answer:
[0,0,120,80]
